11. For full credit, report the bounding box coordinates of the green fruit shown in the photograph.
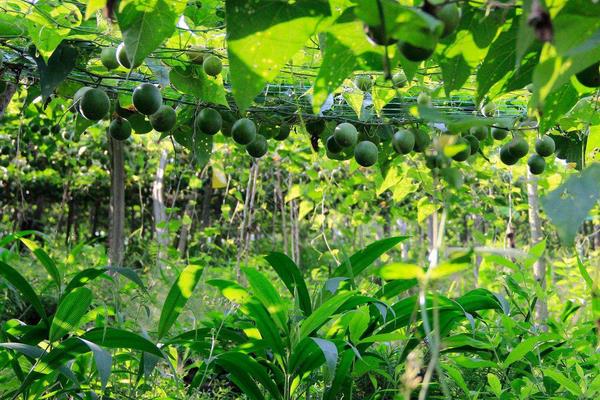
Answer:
[392,71,407,88]
[30,123,40,132]
[334,122,358,147]
[451,137,471,161]
[100,47,119,70]
[436,4,461,38]
[535,135,555,157]
[149,105,177,132]
[481,102,496,116]
[326,135,343,154]
[40,127,50,136]
[413,130,431,152]
[508,137,529,159]
[232,118,257,145]
[575,62,600,88]
[425,155,437,169]
[469,125,488,141]
[132,83,162,115]
[128,113,152,134]
[354,141,378,167]
[392,129,415,154]
[221,119,233,137]
[500,144,518,165]
[275,123,291,141]
[355,75,372,91]
[196,108,222,135]
[80,88,110,121]
[246,135,268,158]
[73,86,92,111]
[51,124,60,134]
[187,47,205,64]
[116,43,142,69]
[463,134,479,155]
[492,127,508,140]
[399,42,435,62]
[203,55,222,76]
[364,24,397,46]
[528,154,546,175]
[306,119,325,136]
[417,92,431,106]
[109,117,132,141]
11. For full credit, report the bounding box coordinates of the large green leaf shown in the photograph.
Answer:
[31,43,78,102]
[323,348,354,400]
[79,338,112,390]
[243,268,288,333]
[298,291,353,341]
[215,352,282,400]
[0,261,47,323]
[157,264,204,339]
[19,237,61,290]
[25,1,81,59]
[503,333,560,367]
[169,66,228,106]
[49,287,92,342]
[225,0,331,111]
[538,83,578,133]
[542,368,583,396]
[333,236,408,277]
[264,252,312,316]
[438,54,471,97]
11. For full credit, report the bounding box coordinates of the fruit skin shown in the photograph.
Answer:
[354,141,378,167]
[399,42,435,62]
[392,129,415,154]
[149,105,177,132]
[232,118,257,145]
[40,127,50,136]
[73,86,92,111]
[417,92,431,106]
[80,88,110,121]
[364,24,397,46]
[470,125,488,141]
[30,123,40,133]
[51,124,60,134]
[355,75,372,91]
[274,123,290,141]
[392,71,407,88]
[196,108,222,135]
[451,137,471,161]
[481,102,496,116]
[528,154,546,175]
[132,83,162,115]
[187,47,205,64]
[492,127,508,140]
[128,113,153,134]
[436,4,461,38]
[507,137,529,159]
[100,47,119,70]
[500,144,518,165]
[334,122,358,147]
[116,43,142,69]
[413,129,431,152]
[535,135,555,157]
[575,62,600,88]
[326,135,343,154]
[463,135,479,155]
[109,117,132,141]
[203,56,223,76]
[246,135,268,158]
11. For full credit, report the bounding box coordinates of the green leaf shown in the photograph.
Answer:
[19,237,61,290]
[25,1,82,59]
[379,263,424,280]
[79,338,112,390]
[576,254,594,289]
[503,333,559,368]
[323,349,354,400]
[50,287,92,342]
[243,268,288,332]
[542,368,583,396]
[31,43,78,103]
[430,252,473,280]
[439,54,471,97]
[108,267,147,293]
[311,338,338,381]
[538,83,578,133]
[85,0,105,20]
[298,291,353,341]
[541,163,600,245]
[214,352,275,400]
[333,236,408,277]
[0,14,27,37]
[116,0,185,68]
[0,261,47,323]
[442,364,470,398]
[225,0,331,111]
[157,264,204,339]
[169,66,228,106]
[264,252,312,316]
[487,373,502,397]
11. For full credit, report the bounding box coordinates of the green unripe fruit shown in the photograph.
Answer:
[425,155,437,169]
[30,123,40,132]
[507,137,529,159]
[149,105,177,132]
[413,130,431,152]
[417,92,431,106]
[80,88,110,121]
[132,83,162,115]
[451,137,471,161]
[246,135,268,158]
[51,124,60,134]
[575,62,600,88]
[187,48,205,64]
[527,154,546,175]
[392,129,415,154]
[73,86,92,110]
[354,141,378,167]
[196,108,222,135]
[535,135,555,157]
[100,47,119,70]
[334,122,358,147]
[436,4,461,38]
[40,127,50,136]
[463,134,479,155]
[128,113,152,134]
[274,123,291,141]
[364,24,397,46]
[392,71,407,88]
[492,127,508,140]
[203,55,222,77]
[116,43,142,69]
[232,118,257,145]
[326,135,343,154]
[399,42,435,62]
[306,119,325,136]
[109,117,132,141]
[470,125,488,141]
[481,102,496,116]
[221,119,233,137]
[500,144,519,165]
[355,75,372,91]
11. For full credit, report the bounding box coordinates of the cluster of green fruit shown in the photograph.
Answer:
[499,133,555,175]
[28,121,61,136]
[325,122,380,167]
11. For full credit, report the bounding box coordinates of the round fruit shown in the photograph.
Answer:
[246,135,268,158]
[334,122,358,147]
[80,88,110,121]
[128,113,153,134]
[275,123,290,141]
[492,127,508,140]
[451,137,471,161]
[354,141,378,167]
[425,155,437,169]
[116,43,141,69]
[149,105,177,132]
[413,129,431,152]
[470,125,488,141]
[417,92,431,106]
[355,75,372,91]
[221,119,233,137]
[132,83,162,115]
[51,124,60,134]
[528,154,546,175]
[535,135,555,157]
[187,47,205,64]
[326,135,343,154]
[575,62,600,88]
[399,42,435,62]
[232,118,257,145]
[100,47,119,70]
[392,129,415,154]
[500,144,518,165]
[306,119,325,136]
[73,86,92,109]
[392,71,407,88]
[364,24,397,46]
[109,118,132,141]
[463,134,479,155]
[203,55,222,76]
[481,102,496,116]
[40,127,50,136]
[508,137,529,158]
[196,108,222,135]
[30,124,40,133]
[436,4,461,38]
